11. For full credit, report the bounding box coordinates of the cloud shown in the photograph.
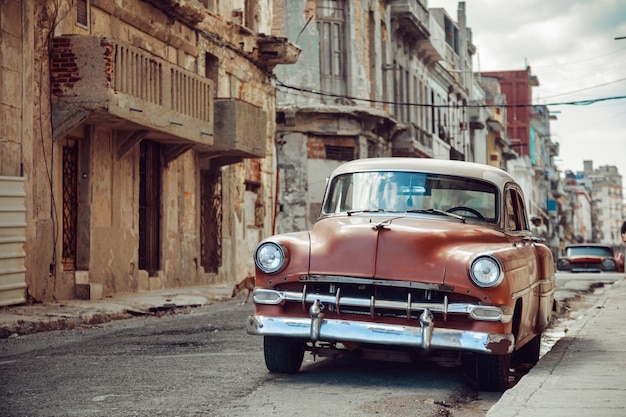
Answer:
[432,0,626,196]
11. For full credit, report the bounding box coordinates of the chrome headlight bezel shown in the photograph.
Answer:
[469,255,504,288]
[254,241,288,274]
[601,258,616,271]
[556,258,571,270]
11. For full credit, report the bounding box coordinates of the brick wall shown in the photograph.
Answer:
[307,136,357,159]
[50,37,80,96]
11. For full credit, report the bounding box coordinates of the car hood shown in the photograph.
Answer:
[309,215,504,284]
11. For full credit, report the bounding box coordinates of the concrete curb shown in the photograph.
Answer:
[0,285,233,339]
[486,279,623,416]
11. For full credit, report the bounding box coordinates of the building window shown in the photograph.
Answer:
[200,0,219,13]
[205,52,219,93]
[325,145,354,161]
[444,16,459,54]
[76,0,89,27]
[245,0,258,31]
[317,0,346,99]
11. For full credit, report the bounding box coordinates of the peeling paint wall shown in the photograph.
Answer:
[3,0,286,303]
[274,0,398,232]
[275,132,308,234]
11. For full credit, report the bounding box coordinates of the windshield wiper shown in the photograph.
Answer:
[406,208,466,222]
[346,208,387,216]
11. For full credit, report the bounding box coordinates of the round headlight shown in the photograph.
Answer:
[601,258,616,271]
[556,259,571,270]
[255,241,288,274]
[469,256,503,288]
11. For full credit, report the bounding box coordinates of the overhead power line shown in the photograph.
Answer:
[539,77,626,100]
[275,79,626,109]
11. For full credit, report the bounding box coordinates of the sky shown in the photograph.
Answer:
[431,0,626,198]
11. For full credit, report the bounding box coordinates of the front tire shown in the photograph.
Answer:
[514,333,541,366]
[475,353,511,392]
[263,336,305,373]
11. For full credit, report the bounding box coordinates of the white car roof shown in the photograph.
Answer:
[330,158,516,190]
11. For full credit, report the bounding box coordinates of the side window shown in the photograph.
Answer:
[505,188,529,232]
[514,191,529,230]
[505,190,519,231]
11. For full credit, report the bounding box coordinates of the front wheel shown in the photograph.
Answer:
[514,333,541,366]
[263,336,305,373]
[474,353,511,392]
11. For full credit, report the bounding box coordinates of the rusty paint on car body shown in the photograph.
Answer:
[248,158,556,391]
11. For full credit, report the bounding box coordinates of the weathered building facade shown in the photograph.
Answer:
[581,162,624,248]
[428,4,473,162]
[272,0,396,233]
[273,0,477,233]
[478,74,515,171]
[0,0,298,304]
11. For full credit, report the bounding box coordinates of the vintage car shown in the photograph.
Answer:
[557,244,624,273]
[246,158,555,391]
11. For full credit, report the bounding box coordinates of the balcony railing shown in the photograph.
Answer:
[392,125,434,158]
[51,35,214,148]
[390,0,430,40]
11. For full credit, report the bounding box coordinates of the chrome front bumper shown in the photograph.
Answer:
[247,303,514,355]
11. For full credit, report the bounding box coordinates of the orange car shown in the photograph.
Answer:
[247,158,555,391]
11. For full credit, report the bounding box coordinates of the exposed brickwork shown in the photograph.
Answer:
[307,137,325,159]
[307,136,357,159]
[101,39,113,85]
[50,37,80,96]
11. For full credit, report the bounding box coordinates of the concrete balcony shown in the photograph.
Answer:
[390,0,431,40]
[204,98,268,165]
[392,125,434,158]
[50,35,215,162]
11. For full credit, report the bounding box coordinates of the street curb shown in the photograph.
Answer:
[0,290,233,339]
[0,310,134,339]
[485,280,617,416]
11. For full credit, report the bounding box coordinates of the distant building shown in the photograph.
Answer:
[478,67,539,158]
[477,74,516,171]
[561,174,593,244]
[273,1,477,232]
[582,162,624,248]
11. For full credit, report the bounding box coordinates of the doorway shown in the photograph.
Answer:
[62,138,78,271]
[139,140,161,276]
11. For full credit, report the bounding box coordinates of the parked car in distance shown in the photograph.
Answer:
[557,244,624,273]
[246,158,556,391]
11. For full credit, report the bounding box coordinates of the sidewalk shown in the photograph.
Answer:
[0,284,234,339]
[487,276,626,417]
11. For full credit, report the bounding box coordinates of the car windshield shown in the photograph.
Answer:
[322,171,498,223]
[566,246,613,257]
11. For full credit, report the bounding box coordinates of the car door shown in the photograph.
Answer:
[504,185,541,337]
